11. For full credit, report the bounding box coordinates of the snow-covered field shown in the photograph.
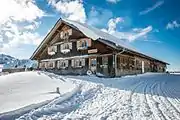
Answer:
[0,71,180,120]
[0,71,76,119]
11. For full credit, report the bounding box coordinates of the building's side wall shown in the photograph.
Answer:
[115,53,166,76]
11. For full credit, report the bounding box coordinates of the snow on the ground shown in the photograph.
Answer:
[1,72,180,120]
[170,72,180,75]
[0,71,76,115]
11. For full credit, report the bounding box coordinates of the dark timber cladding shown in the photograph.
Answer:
[31,18,169,77]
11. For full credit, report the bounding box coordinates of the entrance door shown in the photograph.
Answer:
[89,58,97,73]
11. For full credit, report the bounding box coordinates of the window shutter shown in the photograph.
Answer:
[57,61,60,69]
[69,43,72,49]
[60,44,63,52]
[60,31,64,39]
[65,60,69,67]
[54,46,57,52]
[44,62,47,68]
[71,59,74,67]
[87,39,91,47]
[53,61,55,68]
[82,59,85,66]
[68,29,72,36]
[76,41,80,49]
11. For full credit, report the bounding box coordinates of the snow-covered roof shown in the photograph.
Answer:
[30,18,168,64]
[62,19,136,51]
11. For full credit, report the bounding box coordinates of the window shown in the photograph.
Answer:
[136,59,142,70]
[117,55,135,71]
[57,60,69,69]
[60,29,72,39]
[48,46,57,55]
[100,57,108,68]
[71,59,85,68]
[47,61,55,69]
[91,58,96,67]
[144,60,151,72]
[60,43,72,54]
[77,38,91,50]
[39,62,46,68]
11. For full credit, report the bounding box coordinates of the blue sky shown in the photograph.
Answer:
[0,0,179,71]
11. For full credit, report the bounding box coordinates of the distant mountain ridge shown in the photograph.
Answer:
[0,54,37,69]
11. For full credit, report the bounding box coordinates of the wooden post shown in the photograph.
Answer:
[56,87,60,94]
[37,59,40,69]
[113,54,117,77]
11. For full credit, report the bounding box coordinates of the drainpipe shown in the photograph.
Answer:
[114,48,126,76]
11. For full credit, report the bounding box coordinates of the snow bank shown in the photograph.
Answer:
[0,71,75,114]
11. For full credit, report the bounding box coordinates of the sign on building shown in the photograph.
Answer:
[88,49,98,54]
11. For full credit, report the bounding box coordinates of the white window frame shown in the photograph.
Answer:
[48,46,57,55]
[39,62,46,68]
[60,42,72,54]
[72,59,85,68]
[47,61,55,69]
[57,60,69,69]
[77,39,88,50]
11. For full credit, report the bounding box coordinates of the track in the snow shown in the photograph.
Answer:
[11,73,180,120]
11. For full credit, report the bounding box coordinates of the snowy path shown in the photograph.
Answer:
[1,72,180,120]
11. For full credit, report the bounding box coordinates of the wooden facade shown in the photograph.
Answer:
[31,19,168,77]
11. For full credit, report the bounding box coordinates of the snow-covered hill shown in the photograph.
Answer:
[1,72,180,120]
[0,54,37,69]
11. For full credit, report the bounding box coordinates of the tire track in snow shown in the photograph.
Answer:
[126,80,153,120]
[140,81,155,120]
[159,80,180,119]
[146,81,168,120]
[153,81,176,120]
[144,81,166,120]
[165,86,180,112]
[163,80,180,107]
[167,85,180,104]
[127,81,146,120]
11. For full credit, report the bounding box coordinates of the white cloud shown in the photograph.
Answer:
[166,20,180,30]
[24,21,41,30]
[107,17,124,34]
[0,0,45,23]
[106,0,120,4]
[102,17,153,42]
[139,1,164,15]
[0,0,45,56]
[48,0,86,23]
[132,28,143,32]
[0,22,43,52]
[87,7,113,27]
[128,26,153,42]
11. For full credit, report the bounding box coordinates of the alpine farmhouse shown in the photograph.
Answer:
[30,19,168,77]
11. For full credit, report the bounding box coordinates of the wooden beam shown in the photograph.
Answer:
[114,54,117,76]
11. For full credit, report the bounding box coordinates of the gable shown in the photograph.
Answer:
[31,21,87,60]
